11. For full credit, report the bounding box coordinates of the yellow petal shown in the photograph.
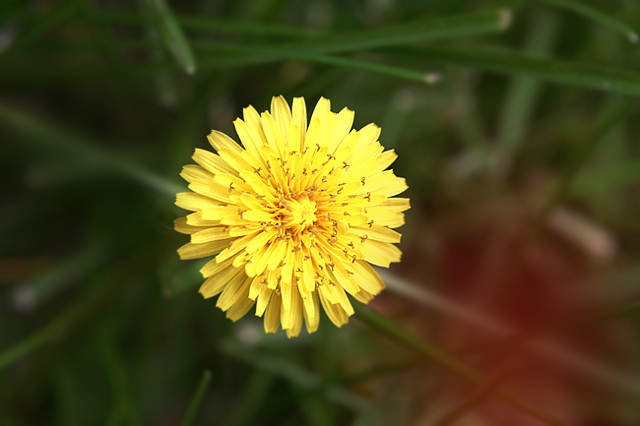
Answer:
[193,148,236,175]
[178,240,231,260]
[271,95,292,139]
[291,97,307,148]
[380,197,410,212]
[186,211,221,227]
[328,107,354,153]
[348,225,401,243]
[361,240,402,268]
[370,177,408,197]
[373,149,397,173]
[318,290,349,327]
[255,287,273,317]
[350,260,385,295]
[264,292,282,333]
[199,263,242,297]
[174,217,209,235]
[188,179,231,203]
[176,192,221,212]
[191,226,231,243]
[200,253,238,278]
[216,272,250,311]
[303,290,320,333]
[180,165,215,183]
[207,130,243,153]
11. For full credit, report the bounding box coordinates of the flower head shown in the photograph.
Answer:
[175,96,409,337]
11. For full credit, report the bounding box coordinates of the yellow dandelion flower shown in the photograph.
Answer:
[174,96,409,337]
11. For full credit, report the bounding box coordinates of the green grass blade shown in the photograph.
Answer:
[541,0,639,43]
[0,102,184,197]
[379,270,640,397]
[543,97,635,217]
[140,0,197,75]
[390,46,640,96]
[0,244,168,371]
[13,242,107,310]
[1,0,85,61]
[281,9,512,54]
[221,340,369,412]
[95,9,509,47]
[194,43,440,83]
[572,158,640,195]
[181,370,212,426]
[354,304,568,426]
[221,370,275,426]
[85,11,318,39]
[435,361,521,426]
[494,9,560,171]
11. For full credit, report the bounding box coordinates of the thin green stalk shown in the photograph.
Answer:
[540,0,639,43]
[354,304,568,426]
[221,370,274,426]
[139,0,197,75]
[86,11,317,39]
[221,340,368,412]
[571,158,640,195]
[541,97,636,219]
[91,8,509,47]
[181,370,212,426]
[0,102,184,198]
[0,243,168,371]
[1,0,85,62]
[13,242,107,309]
[380,269,640,397]
[495,9,560,173]
[279,9,512,54]
[0,298,87,370]
[388,46,640,97]
[195,43,440,84]
[435,360,522,425]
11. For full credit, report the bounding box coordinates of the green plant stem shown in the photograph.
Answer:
[354,304,568,426]
[181,370,212,426]
[436,360,522,426]
[540,0,639,43]
[221,340,369,412]
[0,243,168,371]
[541,97,636,219]
[0,102,184,198]
[139,0,197,75]
[387,46,640,96]
[86,11,317,39]
[1,0,85,62]
[495,9,560,173]
[90,8,509,45]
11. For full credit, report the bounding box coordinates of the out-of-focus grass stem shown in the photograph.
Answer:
[139,0,197,75]
[0,103,184,198]
[387,46,640,96]
[541,97,636,220]
[494,9,560,177]
[540,0,639,43]
[181,370,212,426]
[354,304,568,426]
[221,340,369,412]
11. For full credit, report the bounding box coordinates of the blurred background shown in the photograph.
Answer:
[2,0,640,425]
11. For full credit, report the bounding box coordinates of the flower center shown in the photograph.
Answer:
[281,194,317,234]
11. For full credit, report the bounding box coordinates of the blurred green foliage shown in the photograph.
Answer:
[2,0,640,425]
